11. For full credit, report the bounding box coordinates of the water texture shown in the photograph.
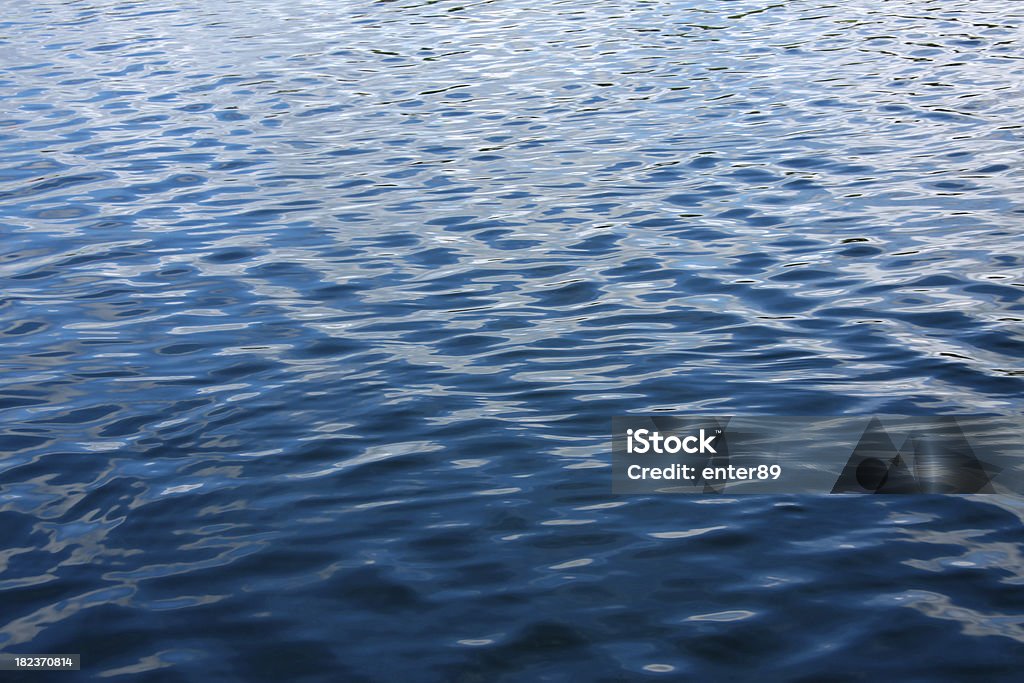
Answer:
[2,0,1024,679]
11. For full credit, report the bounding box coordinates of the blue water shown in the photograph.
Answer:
[2,0,1024,679]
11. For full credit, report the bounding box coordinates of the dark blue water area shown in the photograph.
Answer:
[2,0,1024,680]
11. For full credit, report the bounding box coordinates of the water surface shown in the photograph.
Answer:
[2,0,1024,679]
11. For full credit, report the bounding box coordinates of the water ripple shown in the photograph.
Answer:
[2,0,1024,680]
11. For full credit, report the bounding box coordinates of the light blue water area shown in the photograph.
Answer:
[1,1,1023,680]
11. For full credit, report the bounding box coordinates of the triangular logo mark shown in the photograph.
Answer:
[833,417,920,493]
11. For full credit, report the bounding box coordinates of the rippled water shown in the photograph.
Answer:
[2,0,1024,679]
